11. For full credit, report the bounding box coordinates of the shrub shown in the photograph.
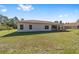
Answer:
[0,25,13,31]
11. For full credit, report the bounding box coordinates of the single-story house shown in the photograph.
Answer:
[17,20,65,32]
[64,22,79,29]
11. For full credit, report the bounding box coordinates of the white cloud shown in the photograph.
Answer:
[1,9,7,12]
[59,15,63,18]
[59,14,69,18]
[0,5,7,12]
[17,4,34,11]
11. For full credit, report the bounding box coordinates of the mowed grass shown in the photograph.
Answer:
[0,29,79,54]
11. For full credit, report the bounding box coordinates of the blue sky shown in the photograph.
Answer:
[0,4,79,23]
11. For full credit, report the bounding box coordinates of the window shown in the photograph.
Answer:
[29,25,32,30]
[20,25,23,30]
[45,26,49,29]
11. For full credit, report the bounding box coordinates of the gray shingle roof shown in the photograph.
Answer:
[18,20,59,25]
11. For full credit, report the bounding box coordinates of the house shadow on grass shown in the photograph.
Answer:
[2,30,70,37]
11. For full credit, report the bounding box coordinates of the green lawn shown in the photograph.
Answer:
[0,29,79,54]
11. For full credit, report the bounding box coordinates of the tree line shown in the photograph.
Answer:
[0,15,20,30]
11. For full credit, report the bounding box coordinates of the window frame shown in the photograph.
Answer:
[45,25,49,29]
[29,25,32,30]
[20,24,24,30]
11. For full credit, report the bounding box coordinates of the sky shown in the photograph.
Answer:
[0,4,79,23]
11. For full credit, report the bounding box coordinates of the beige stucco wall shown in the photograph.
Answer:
[17,23,52,32]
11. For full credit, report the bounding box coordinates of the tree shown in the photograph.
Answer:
[21,18,24,21]
[0,15,8,23]
[13,16,19,28]
[77,19,79,22]
[13,16,19,21]
[0,15,2,22]
[0,15,19,29]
